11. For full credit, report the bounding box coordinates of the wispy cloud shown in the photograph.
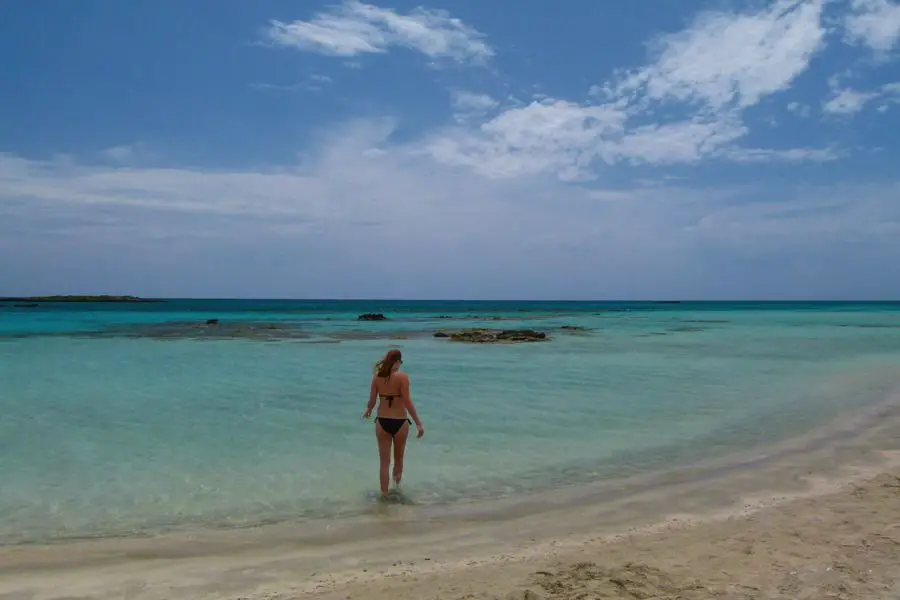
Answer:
[251,74,334,93]
[99,143,153,166]
[423,0,833,180]
[265,0,492,64]
[823,87,878,114]
[611,0,826,110]
[450,90,498,119]
[725,146,843,162]
[823,80,900,114]
[787,101,812,117]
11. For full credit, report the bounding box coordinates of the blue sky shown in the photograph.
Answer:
[2,0,900,299]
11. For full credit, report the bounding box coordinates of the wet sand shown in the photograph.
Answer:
[3,402,900,600]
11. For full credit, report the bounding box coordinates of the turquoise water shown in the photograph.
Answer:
[2,300,900,544]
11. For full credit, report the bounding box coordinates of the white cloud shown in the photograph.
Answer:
[5,102,900,299]
[823,87,879,114]
[3,130,899,298]
[103,145,136,164]
[451,90,497,114]
[612,0,826,110]
[787,101,812,116]
[101,143,153,165]
[7,2,900,298]
[882,81,900,105]
[450,90,499,124]
[424,0,833,180]
[876,81,900,110]
[425,99,629,180]
[822,80,900,114]
[251,74,334,93]
[0,123,890,241]
[614,117,749,165]
[843,0,900,53]
[725,146,843,162]
[265,0,492,64]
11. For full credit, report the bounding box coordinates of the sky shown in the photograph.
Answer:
[2,0,900,300]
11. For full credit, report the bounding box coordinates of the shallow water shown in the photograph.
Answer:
[2,300,900,544]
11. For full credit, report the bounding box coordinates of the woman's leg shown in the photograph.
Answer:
[391,422,410,487]
[375,422,393,496]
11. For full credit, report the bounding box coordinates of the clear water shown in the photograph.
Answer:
[2,300,900,544]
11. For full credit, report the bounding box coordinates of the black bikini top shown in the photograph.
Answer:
[380,393,399,408]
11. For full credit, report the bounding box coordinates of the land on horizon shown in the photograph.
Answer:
[0,295,164,303]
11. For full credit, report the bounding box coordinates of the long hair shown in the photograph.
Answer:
[375,349,402,379]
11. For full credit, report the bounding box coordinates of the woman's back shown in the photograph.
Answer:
[374,372,407,418]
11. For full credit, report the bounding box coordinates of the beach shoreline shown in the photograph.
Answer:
[3,394,900,599]
[303,457,900,600]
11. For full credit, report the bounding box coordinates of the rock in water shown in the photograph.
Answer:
[358,313,387,321]
[434,328,548,343]
[497,329,546,341]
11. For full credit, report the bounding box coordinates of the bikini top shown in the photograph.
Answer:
[377,373,402,408]
[380,393,400,408]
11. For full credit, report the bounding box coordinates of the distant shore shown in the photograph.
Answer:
[0,295,163,303]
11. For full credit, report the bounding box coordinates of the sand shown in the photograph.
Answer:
[303,460,900,600]
[4,411,900,600]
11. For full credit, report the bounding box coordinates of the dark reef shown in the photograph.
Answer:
[2,319,593,344]
[357,313,388,321]
[433,328,549,343]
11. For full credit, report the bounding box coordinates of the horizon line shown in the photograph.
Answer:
[3,295,900,303]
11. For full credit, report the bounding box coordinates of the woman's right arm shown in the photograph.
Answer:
[363,376,377,419]
[402,374,424,438]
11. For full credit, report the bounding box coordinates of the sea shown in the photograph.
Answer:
[2,299,900,546]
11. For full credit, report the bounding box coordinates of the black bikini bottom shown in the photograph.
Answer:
[377,417,411,437]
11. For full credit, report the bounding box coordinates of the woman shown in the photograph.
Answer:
[362,349,424,498]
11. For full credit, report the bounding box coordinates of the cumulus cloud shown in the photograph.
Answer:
[265,0,492,64]
[422,0,835,181]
